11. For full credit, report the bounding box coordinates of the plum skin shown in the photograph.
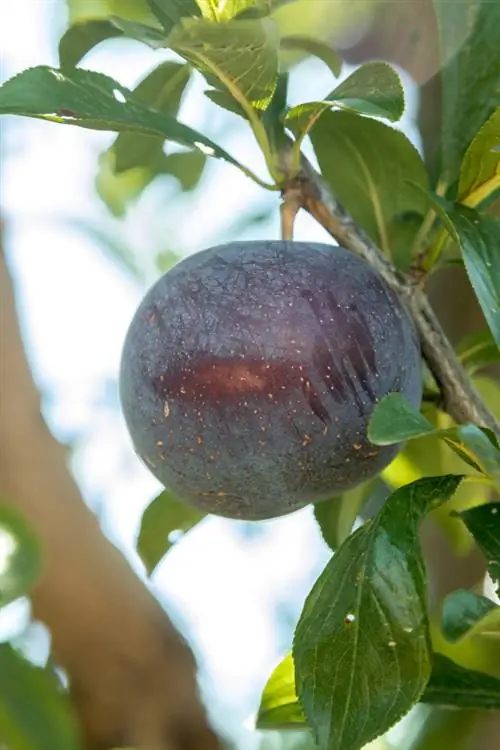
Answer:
[119,241,422,520]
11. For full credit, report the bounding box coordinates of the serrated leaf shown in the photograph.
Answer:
[279,35,341,76]
[459,502,500,594]
[441,589,499,643]
[286,62,404,136]
[111,62,191,173]
[432,200,500,347]
[293,475,463,750]
[458,329,500,375]
[58,20,125,68]
[313,481,375,551]
[459,107,500,205]
[167,16,279,107]
[257,653,307,729]
[423,652,500,709]
[0,644,82,750]
[368,393,435,444]
[433,0,500,184]
[137,491,205,575]
[309,110,429,259]
[0,66,248,173]
[0,505,42,608]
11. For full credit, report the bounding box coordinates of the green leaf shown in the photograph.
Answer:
[0,66,254,177]
[147,0,200,31]
[309,110,429,259]
[137,491,205,575]
[167,16,279,107]
[204,88,248,118]
[279,35,341,77]
[286,62,404,136]
[423,652,500,709]
[458,329,500,375]
[58,20,125,68]
[161,149,207,188]
[108,15,169,47]
[257,653,307,729]
[313,481,375,551]
[441,589,499,643]
[368,393,436,444]
[293,475,463,750]
[111,62,191,173]
[434,200,500,347]
[433,0,500,184]
[459,107,500,205]
[0,505,42,608]
[0,643,83,750]
[459,502,500,594]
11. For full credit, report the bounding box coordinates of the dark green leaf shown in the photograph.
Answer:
[286,62,404,131]
[441,589,498,643]
[459,502,500,593]
[368,393,435,444]
[293,475,463,750]
[313,481,375,551]
[111,62,191,173]
[459,107,500,204]
[279,35,341,77]
[450,424,500,480]
[458,329,500,375]
[0,504,42,608]
[204,88,248,118]
[108,16,168,47]
[58,20,124,68]
[433,0,500,184]
[309,110,429,259]
[147,0,200,31]
[433,200,500,347]
[257,653,307,729]
[137,491,205,575]
[423,652,500,709]
[167,17,279,107]
[0,643,82,750]
[0,66,247,173]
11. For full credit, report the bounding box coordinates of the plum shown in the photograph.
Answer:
[119,241,422,520]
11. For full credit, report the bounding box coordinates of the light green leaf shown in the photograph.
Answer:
[0,644,82,750]
[58,20,125,68]
[459,107,500,205]
[279,35,341,77]
[257,653,307,729]
[433,200,500,347]
[441,589,499,643]
[167,16,279,107]
[147,0,201,31]
[309,110,428,259]
[368,393,436,444]
[0,66,253,177]
[423,652,500,709]
[286,62,404,135]
[108,15,168,47]
[432,0,500,184]
[0,505,42,608]
[459,502,500,594]
[293,475,463,750]
[137,491,205,575]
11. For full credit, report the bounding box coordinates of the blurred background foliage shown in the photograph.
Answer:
[0,0,499,748]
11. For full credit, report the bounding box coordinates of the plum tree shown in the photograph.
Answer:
[119,240,422,520]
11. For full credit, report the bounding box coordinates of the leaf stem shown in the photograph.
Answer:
[278,146,500,438]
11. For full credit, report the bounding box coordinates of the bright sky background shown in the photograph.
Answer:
[0,2,420,747]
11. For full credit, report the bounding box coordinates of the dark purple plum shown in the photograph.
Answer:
[119,241,422,520]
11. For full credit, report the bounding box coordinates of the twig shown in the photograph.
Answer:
[279,149,500,438]
[280,182,302,240]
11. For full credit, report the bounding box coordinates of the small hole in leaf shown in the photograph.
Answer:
[112,88,127,103]
[168,529,184,545]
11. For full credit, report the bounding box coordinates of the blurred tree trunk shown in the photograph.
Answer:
[0,220,220,750]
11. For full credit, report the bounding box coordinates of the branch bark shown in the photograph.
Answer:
[0,224,221,750]
[279,152,500,438]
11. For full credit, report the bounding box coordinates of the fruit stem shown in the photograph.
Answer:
[280,184,301,240]
[278,145,500,438]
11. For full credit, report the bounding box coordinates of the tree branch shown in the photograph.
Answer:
[279,151,500,438]
[0,222,221,750]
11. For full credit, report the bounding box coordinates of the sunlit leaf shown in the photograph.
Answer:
[0,505,42,608]
[257,653,306,729]
[309,110,428,259]
[293,475,463,750]
[0,644,82,750]
[137,491,205,575]
[459,107,500,205]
